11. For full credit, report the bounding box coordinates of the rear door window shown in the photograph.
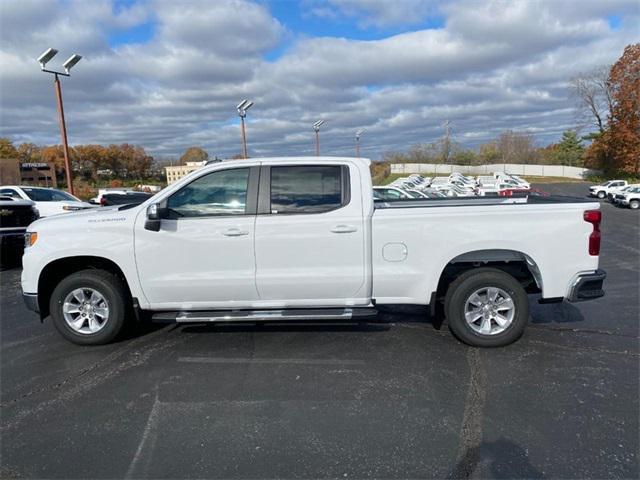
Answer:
[270,165,346,214]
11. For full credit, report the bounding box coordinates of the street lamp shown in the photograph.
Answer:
[237,99,253,159]
[355,129,365,158]
[313,120,325,156]
[37,48,82,195]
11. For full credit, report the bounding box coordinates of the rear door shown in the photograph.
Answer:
[254,163,367,305]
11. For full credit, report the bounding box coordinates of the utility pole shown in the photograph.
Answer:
[355,129,365,158]
[443,119,451,164]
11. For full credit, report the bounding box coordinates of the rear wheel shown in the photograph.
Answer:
[630,200,639,210]
[444,268,529,347]
[50,269,129,345]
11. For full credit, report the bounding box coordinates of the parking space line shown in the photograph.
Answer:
[177,356,365,366]
[125,390,162,479]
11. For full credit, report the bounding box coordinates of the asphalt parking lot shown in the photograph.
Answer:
[1,183,638,479]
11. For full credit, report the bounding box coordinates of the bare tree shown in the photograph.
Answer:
[497,131,538,164]
[570,66,613,133]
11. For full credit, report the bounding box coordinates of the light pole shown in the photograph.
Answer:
[237,99,253,159]
[313,120,325,156]
[355,129,365,158]
[37,48,82,195]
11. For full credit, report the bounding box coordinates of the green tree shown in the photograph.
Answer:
[555,130,584,166]
[179,146,209,165]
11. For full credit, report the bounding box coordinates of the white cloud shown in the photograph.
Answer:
[0,0,638,159]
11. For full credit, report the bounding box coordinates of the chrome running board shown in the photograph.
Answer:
[152,308,377,323]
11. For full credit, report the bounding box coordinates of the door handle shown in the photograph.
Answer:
[222,228,249,237]
[331,224,357,234]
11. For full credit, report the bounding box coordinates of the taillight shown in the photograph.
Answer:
[584,209,601,256]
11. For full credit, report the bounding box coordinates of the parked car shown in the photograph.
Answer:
[22,157,606,348]
[618,186,640,209]
[0,196,39,263]
[589,180,628,199]
[373,186,415,201]
[89,188,135,205]
[0,186,94,217]
[607,184,640,203]
[499,188,550,197]
[100,191,154,206]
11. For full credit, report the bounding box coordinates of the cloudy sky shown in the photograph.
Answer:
[0,0,638,159]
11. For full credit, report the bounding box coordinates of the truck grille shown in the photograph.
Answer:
[0,205,37,229]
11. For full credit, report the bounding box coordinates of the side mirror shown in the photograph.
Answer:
[144,203,162,232]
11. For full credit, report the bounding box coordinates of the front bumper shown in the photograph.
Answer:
[22,292,39,314]
[567,269,606,302]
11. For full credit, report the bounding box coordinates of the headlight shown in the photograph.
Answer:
[24,232,38,247]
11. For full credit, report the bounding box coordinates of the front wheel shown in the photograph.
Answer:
[49,269,129,345]
[444,268,529,347]
[630,200,639,210]
[597,191,606,199]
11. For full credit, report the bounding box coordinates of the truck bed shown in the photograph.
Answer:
[374,195,593,209]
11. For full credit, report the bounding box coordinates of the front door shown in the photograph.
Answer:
[135,166,259,309]
[254,164,367,306]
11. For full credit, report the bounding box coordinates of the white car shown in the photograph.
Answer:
[22,156,606,348]
[619,186,640,209]
[0,186,94,217]
[373,186,414,200]
[589,180,628,199]
[607,184,639,203]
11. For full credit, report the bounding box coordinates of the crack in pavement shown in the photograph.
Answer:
[449,348,487,479]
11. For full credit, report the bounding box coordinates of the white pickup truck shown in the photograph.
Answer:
[21,157,606,347]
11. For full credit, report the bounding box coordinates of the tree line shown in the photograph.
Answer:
[381,129,586,167]
[0,140,155,181]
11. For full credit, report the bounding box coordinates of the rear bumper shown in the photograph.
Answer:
[567,269,606,302]
[22,292,39,313]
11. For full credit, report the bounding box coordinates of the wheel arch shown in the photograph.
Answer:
[434,249,542,306]
[37,256,133,318]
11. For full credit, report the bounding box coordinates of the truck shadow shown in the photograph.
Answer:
[530,297,586,326]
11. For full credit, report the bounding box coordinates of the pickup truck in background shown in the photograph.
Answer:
[21,157,606,347]
[589,180,628,199]
[1,196,39,263]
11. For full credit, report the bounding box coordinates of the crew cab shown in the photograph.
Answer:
[589,180,628,199]
[21,157,606,348]
[618,186,640,209]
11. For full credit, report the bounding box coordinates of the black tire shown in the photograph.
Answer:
[444,268,529,347]
[49,269,129,345]
[597,191,606,199]
[630,200,639,210]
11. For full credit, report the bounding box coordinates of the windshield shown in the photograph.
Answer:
[22,188,79,202]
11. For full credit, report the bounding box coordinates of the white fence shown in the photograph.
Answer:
[390,163,600,179]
